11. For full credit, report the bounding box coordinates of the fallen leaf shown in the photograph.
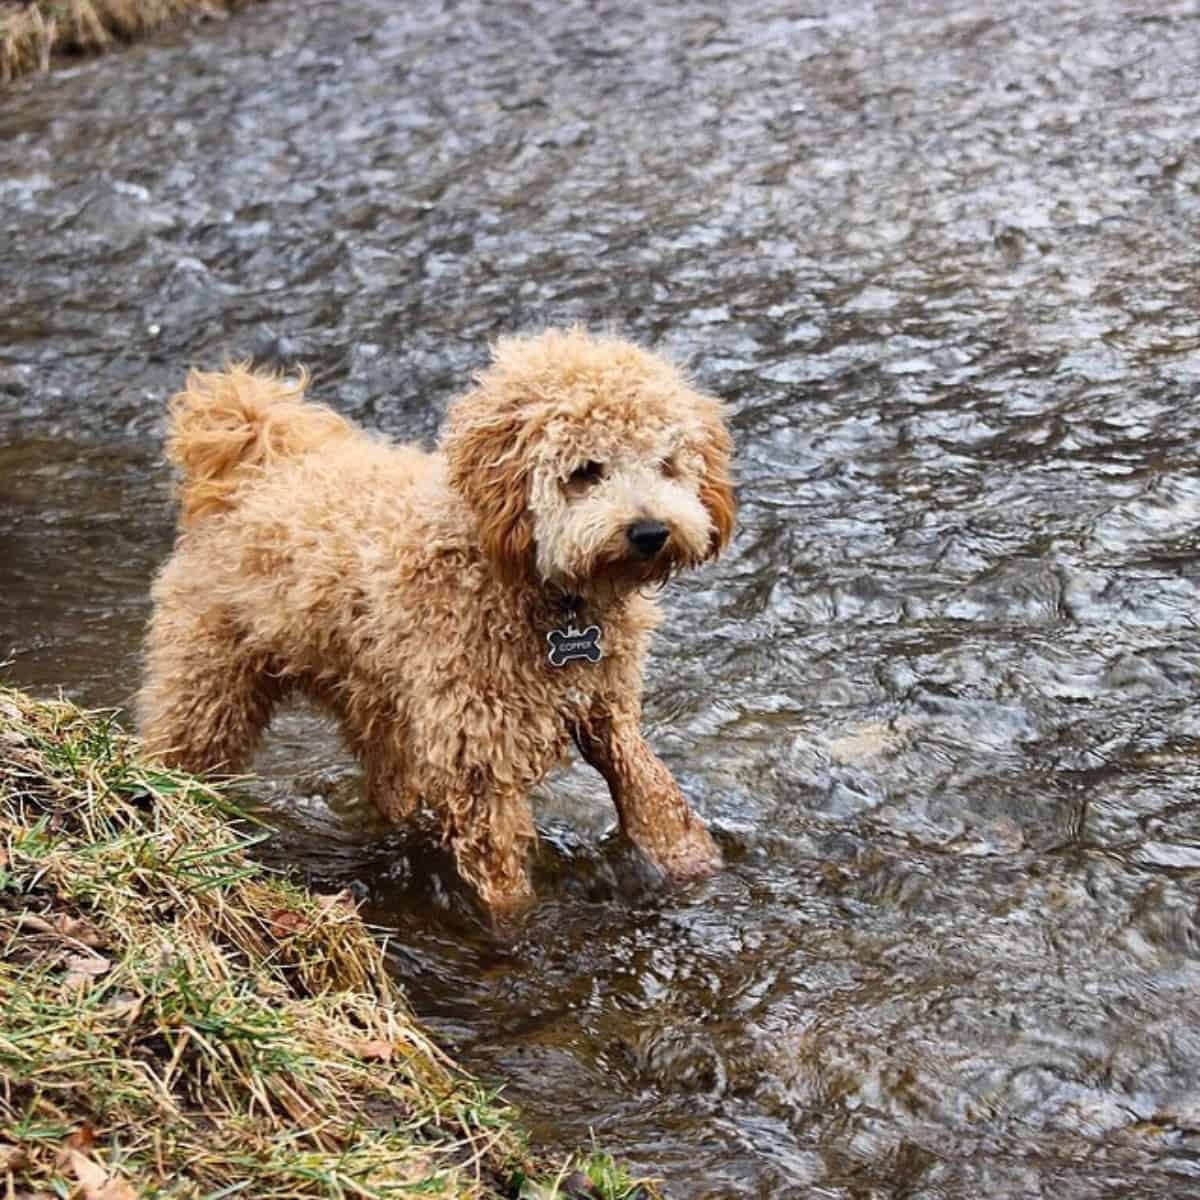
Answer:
[16,914,57,936]
[50,913,105,947]
[0,1141,28,1170]
[267,909,308,937]
[64,953,110,977]
[60,1124,96,1157]
[65,1149,138,1200]
[103,993,143,1025]
[18,913,105,948]
[62,953,112,991]
[351,1039,395,1062]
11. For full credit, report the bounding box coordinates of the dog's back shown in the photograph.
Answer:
[141,366,445,767]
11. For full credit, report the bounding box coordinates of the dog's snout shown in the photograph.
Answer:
[627,519,670,557]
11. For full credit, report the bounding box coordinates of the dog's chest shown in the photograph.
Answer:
[520,599,642,726]
[558,680,596,718]
[542,661,603,723]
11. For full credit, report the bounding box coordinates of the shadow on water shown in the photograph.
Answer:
[6,0,1200,1194]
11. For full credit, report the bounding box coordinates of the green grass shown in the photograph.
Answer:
[0,685,657,1199]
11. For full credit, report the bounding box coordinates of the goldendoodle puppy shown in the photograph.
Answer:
[138,328,735,914]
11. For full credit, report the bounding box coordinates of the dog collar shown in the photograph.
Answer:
[546,592,602,667]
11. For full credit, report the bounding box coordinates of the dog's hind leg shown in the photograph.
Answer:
[137,604,283,775]
[321,682,418,822]
[363,752,420,823]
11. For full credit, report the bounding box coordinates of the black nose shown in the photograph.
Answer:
[627,519,669,557]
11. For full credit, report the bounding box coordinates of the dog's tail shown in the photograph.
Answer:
[167,364,354,525]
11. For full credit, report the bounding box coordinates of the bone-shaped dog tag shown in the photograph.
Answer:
[547,624,603,667]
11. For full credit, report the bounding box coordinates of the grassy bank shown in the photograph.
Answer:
[0,685,654,1199]
[0,0,256,84]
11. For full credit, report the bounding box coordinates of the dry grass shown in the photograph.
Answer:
[0,0,258,84]
[0,685,656,1199]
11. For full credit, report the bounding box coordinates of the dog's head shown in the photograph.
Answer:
[442,328,735,597]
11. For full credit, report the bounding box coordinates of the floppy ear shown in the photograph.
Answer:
[696,398,736,560]
[441,389,536,583]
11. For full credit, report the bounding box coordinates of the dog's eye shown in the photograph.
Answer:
[568,461,605,486]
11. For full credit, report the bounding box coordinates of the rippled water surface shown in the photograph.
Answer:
[5,2,1200,1195]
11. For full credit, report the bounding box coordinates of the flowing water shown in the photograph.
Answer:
[5,1,1200,1195]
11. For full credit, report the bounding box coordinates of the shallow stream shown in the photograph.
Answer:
[5,2,1200,1195]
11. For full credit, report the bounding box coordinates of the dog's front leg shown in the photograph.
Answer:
[444,783,538,919]
[573,707,722,881]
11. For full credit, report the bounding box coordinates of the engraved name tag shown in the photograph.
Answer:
[547,624,603,667]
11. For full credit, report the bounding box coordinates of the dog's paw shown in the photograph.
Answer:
[652,819,723,883]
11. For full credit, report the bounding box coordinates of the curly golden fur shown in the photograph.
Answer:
[138,328,736,914]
